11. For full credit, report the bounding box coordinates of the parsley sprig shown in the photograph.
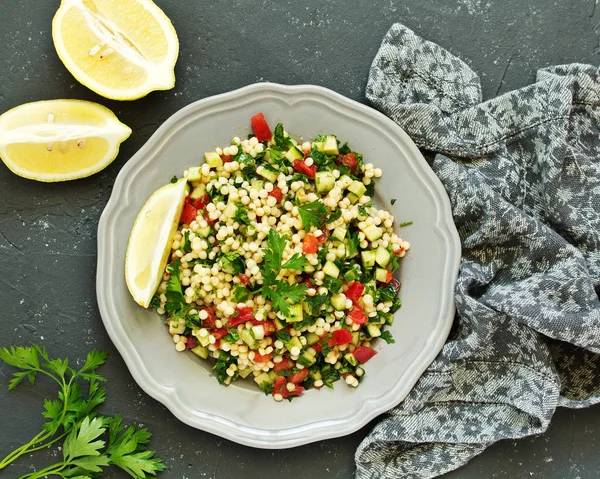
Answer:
[297,201,328,230]
[258,230,308,316]
[0,345,165,478]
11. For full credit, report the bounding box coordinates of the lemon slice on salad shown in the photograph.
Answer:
[52,0,179,101]
[126,178,188,308]
[0,99,131,182]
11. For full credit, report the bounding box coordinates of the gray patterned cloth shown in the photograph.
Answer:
[356,23,600,479]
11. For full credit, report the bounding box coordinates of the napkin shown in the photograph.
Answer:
[356,23,600,479]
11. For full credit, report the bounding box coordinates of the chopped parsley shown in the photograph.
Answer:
[399,221,413,227]
[390,198,397,205]
[298,201,328,230]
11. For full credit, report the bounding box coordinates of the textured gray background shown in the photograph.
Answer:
[0,1,599,478]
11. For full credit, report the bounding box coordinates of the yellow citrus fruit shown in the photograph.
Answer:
[0,99,131,182]
[125,178,187,308]
[52,0,179,101]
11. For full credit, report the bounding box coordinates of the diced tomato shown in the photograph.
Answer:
[274,358,295,373]
[393,246,405,256]
[211,328,228,340]
[317,227,329,243]
[281,386,304,399]
[250,113,272,142]
[353,346,377,364]
[332,329,353,346]
[201,307,217,328]
[312,343,322,352]
[203,209,216,226]
[347,305,368,325]
[288,369,309,384]
[186,336,198,349]
[180,202,198,225]
[261,321,277,336]
[268,186,283,202]
[272,376,286,395]
[239,274,251,286]
[194,194,211,210]
[341,153,358,170]
[228,307,254,327]
[293,159,317,179]
[214,339,221,349]
[345,282,365,303]
[303,234,319,254]
[221,154,233,163]
[382,271,393,284]
[301,278,314,288]
[253,352,272,363]
[321,335,336,350]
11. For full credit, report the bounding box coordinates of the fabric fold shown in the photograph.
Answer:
[358,23,600,479]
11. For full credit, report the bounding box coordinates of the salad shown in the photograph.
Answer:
[152,113,411,401]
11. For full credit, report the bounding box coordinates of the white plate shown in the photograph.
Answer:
[96,83,460,449]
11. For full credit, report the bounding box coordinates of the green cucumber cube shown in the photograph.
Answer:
[348,180,366,198]
[323,135,339,155]
[189,184,207,200]
[323,261,340,278]
[284,146,303,162]
[315,171,335,193]
[375,246,391,267]
[366,323,381,338]
[331,293,347,311]
[361,250,376,269]
[285,303,304,323]
[331,225,347,241]
[375,268,389,282]
[363,224,383,242]
[187,167,202,182]
[191,345,209,359]
[204,151,223,168]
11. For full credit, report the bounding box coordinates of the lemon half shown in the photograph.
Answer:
[0,99,131,182]
[125,178,187,308]
[52,0,179,101]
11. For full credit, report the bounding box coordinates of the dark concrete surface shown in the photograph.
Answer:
[0,1,599,478]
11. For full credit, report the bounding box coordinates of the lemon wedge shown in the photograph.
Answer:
[52,0,179,101]
[0,99,131,182]
[125,178,188,308]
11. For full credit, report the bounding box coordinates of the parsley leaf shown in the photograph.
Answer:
[380,331,396,344]
[169,176,178,184]
[219,251,245,275]
[390,198,397,205]
[325,209,342,225]
[164,260,186,313]
[399,221,413,227]
[282,253,307,271]
[273,123,293,150]
[347,229,359,257]
[182,231,192,253]
[298,201,328,230]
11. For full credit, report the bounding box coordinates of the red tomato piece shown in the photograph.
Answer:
[393,246,405,256]
[211,328,228,340]
[268,186,283,202]
[253,352,272,363]
[353,346,377,364]
[347,305,368,325]
[180,202,198,225]
[221,154,233,163]
[345,282,365,303]
[194,194,211,210]
[312,343,322,352]
[238,274,251,286]
[272,376,287,395]
[341,153,358,170]
[288,369,309,384]
[228,307,254,327]
[281,386,304,399]
[332,329,353,345]
[273,358,295,372]
[383,271,393,284]
[201,307,217,328]
[203,209,216,226]
[293,159,317,179]
[186,336,198,349]
[303,234,319,254]
[250,113,272,141]
[301,278,314,288]
[261,321,277,336]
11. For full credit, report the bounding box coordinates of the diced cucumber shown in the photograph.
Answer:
[363,224,383,242]
[285,303,304,323]
[251,178,265,190]
[204,151,223,168]
[309,368,323,381]
[312,141,324,152]
[346,192,359,204]
[323,135,339,155]
[284,146,304,162]
[351,331,360,345]
[361,250,376,269]
[187,167,202,182]
[305,332,320,345]
[375,268,389,282]
[337,175,353,189]
[344,352,358,367]
[366,323,381,338]
[298,350,316,367]
[348,180,367,198]
[355,366,365,377]
[315,171,335,193]
[331,293,346,311]
[254,371,274,386]
[191,345,209,359]
[269,371,278,382]
[286,336,303,354]
[331,225,347,241]
[375,246,391,267]
[343,264,362,282]
[323,261,340,278]
[251,325,265,340]
[274,317,286,331]
[197,334,210,347]
[196,225,211,238]
[223,202,238,219]
[189,184,207,200]
[238,368,253,379]
[241,329,257,349]
[256,165,278,182]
